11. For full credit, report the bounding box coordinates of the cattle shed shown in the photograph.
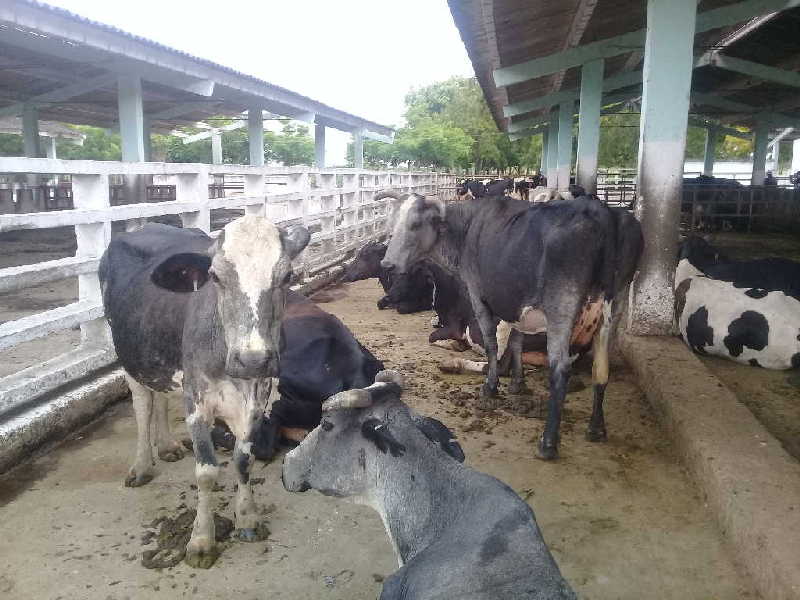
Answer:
[0,0,393,169]
[449,0,800,335]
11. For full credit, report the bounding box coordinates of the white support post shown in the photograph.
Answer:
[751,118,769,185]
[315,124,326,168]
[546,112,559,185]
[72,174,112,346]
[629,0,697,336]
[211,131,223,165]
[177,169,210,232]
[117,75,145,162]
[44,137,57,159]
[318,172,336,259]
[556,102,573,189]
[248,108,265,167]
[576,59,604,194]
[22,104,40,158]
[703,126,717,176]
[353,129,364,169]
[143,116,152,162]
[243,174,266,217]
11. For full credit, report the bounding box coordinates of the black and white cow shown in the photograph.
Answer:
[100,219,309,568]
[515,178,532,202]
[485,178,514,197]
[282,371,576,600]
[378,190,642,459]
[456,178,486,199]
[674,236,800,369]
[340,241,434,314]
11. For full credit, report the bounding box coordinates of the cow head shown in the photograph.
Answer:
[340,241,387,283]
[282,370,464,498]
[381,193,445,274]
[679,235,728,271]
[151,216,309,379]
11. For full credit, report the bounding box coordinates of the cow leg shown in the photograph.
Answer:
[185,413,220,569]
[587,300,613,442]
[125,375,155,487]
[154,393,185,462]
[232,434,259,540]
[507,329,530,395]
[471,299,500,400]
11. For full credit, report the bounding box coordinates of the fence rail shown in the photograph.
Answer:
[0,157,457,420]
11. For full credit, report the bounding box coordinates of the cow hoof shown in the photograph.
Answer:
[158,445,185,462]
[537,439,559,461]
[480,382,499,399]
[124,468,154,487]
[585,427,608,443]
[184,545,219,569]
[508,381,531,396]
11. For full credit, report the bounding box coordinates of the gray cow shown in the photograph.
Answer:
[100,217,309,568]
[379,190,642,459]
[282,371,576,600]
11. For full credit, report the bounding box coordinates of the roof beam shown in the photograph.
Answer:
[493,0,800,87]
[504,70,642,117]
[148,102,222,120]
[549,0,599,94]
[698,54,800,89]
[0,73,117,118]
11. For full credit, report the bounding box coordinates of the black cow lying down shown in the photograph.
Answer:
[213,290,385,459]
[675,236,800,369]
[340,241,434,314]
[380,190,642,459]
[101,219,309,567]
[282,371,576,600]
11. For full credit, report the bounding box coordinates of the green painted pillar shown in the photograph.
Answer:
[248,108,265,167]
[629,0,697,336]
[117,75,145,162]
[577,59,604,194]
[546,111,559,185]
[703,126,716,176]
[556,102,573,189]
[751,118,769,185]
[540,129,549,174]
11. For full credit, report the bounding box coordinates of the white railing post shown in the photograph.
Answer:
[318,171,336,259]
[341,171,358,247]
[286,169,310,224]
[177,167,210,232]
[72,173,111,347]
[243,172,266,217]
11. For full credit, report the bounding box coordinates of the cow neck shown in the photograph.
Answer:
[371,434,468,565]
[432,201,474,274]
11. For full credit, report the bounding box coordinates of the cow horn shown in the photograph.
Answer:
[321,389,372,412]
[374,369,404,389]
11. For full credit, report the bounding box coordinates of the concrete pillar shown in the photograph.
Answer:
[143,116,152,162]
[22,104,40,157]
[540,130,549,174]
[248,108,264,167]
[703,126,717,176]
[577,59,604,194]
[629,0,697,336]
[45,137,57,159]
[792,139,800,173]
[556,102,573,189]
[751,119,769,185]
[315,123,326,168]
[117,75,145,162]
[211,131,223,165]
[546,112,559,185]
[353,129,364,169]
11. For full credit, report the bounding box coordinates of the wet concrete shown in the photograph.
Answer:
[0,279,759,599]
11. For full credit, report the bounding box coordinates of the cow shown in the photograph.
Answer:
[485,178,514,197]
[378,189,642,459]
[515,178,532,202]
[340,241,434,314]
[209,289,385,458]
[100,219,309,568]
[674,236,800,369]
[456,178,486,199]
[282,371,576,600]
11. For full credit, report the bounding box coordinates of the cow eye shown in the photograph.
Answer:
[321,420,334,432]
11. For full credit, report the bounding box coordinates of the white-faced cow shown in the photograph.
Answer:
[674,236,800,369]
[378,190,642,459]
[282,371,576,600]
[100,218,309,568]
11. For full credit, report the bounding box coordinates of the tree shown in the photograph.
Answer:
[265,123,314,166]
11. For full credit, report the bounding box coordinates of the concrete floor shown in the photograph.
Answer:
[0,279,759,599]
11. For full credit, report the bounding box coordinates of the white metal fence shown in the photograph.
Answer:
[0,157,457,421]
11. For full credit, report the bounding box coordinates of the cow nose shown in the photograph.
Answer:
[230,350,278,378]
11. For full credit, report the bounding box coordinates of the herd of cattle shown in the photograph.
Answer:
[95,178,800,597]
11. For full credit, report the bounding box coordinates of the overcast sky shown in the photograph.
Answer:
[43,0,475,164]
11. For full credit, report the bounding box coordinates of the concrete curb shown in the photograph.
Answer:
[621,335,800,600]
[0,369,128,474]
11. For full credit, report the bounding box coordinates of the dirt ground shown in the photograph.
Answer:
[695,232,800,462]
[0,278,758,600]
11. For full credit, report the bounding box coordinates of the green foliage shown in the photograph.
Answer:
[55,126,121,160]
[0,133,24,156]
[264,124,314,166]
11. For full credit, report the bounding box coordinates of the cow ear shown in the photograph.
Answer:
[281,225,311,260]
[151,253,212,293]
[361,418,406,458]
